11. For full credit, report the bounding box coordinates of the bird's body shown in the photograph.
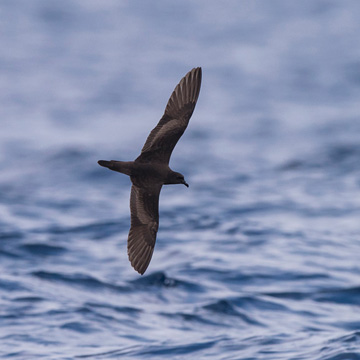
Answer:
[98,67,202,274]
[98,160,184,187]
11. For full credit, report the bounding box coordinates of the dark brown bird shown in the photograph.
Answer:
[98,67,202,275]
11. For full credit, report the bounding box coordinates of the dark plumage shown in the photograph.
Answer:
[98,67,202,274]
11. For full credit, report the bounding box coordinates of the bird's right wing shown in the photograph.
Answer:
[127,184,162,275]
[135,67,202,165]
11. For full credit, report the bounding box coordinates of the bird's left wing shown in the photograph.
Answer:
[135,67,202,165]
[127,184,162,275]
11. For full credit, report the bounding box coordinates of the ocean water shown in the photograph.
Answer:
[1,1,360,359]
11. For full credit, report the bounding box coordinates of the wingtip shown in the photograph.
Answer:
[191,66,202,78]
[130,259,148,275]
[130,263,145,275]
[129,247,152,275]
[164,66,202,118]
[136,267,146,276]
[188,67,202,82]
[128,241,154,275]
[191,66,202,71]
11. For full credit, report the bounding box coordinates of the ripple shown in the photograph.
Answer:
[319,331,360,360]
[313,286,360,305]
[35,220,122,238]
[0,249,22,259]
[265,291,310,300]
[130,271,204,292]
[0,278,27,292]
[20,243,66,256]
[0,231,24,240]
[135,340,217,357]
[13,296,45,303]
[75,341,218,359]
[61,321,98,334]
[85,302,142,315]
[202,299,262,325]
[31,271,130,292]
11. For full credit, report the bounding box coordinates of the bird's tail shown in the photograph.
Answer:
[98,160,134,176]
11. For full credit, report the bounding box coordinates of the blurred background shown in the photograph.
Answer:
[1,1,360,359]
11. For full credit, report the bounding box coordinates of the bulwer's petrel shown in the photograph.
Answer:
[98,67,202,275]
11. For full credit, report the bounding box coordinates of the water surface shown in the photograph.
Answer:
[1,1,360,359]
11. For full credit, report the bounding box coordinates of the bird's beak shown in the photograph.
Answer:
[183,180,189,188]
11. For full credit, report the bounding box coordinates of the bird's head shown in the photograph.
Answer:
[165,171,189,187]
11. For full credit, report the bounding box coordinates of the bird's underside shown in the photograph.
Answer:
[98,67,202,274]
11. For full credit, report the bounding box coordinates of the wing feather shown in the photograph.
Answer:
[128,185,162,275]
[135,67,202,164]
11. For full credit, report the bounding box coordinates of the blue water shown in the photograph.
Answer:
[1,1,360,359]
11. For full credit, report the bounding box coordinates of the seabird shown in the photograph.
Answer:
[98,67,202,275]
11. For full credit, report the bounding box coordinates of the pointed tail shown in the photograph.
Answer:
[98,160,134,176]
[98,160,112,168]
